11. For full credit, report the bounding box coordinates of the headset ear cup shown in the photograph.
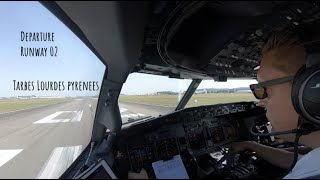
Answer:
[291,65,306,116]
[292,64,320,126]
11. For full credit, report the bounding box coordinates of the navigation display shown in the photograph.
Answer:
[210,126,225,143]
[188,132,206,149]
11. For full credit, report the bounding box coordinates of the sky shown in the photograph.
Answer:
[0,1,105,97]
[0,1,257,97]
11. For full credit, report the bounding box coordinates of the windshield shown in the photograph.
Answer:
[185,79,258,108]
[118,73,192,123]
[0,2,105,179]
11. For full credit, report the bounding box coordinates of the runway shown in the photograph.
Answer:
[0,98,172,178]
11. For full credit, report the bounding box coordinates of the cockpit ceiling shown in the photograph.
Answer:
[48,1,320,81]
[137,1,320,80]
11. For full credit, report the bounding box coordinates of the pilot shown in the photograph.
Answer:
[229,27,320,178]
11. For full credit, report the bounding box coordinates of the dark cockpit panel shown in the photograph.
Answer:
[111,102,268,179]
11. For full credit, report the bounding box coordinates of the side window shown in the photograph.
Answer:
[119,73,192,123]
[0,2,105,179]
[185,79,258,108]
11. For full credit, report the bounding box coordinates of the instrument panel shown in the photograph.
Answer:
[114,102,258,178]
[183,115,240,156]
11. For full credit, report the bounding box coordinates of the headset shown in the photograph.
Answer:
[249,19,320,177]
[291,20,320,132]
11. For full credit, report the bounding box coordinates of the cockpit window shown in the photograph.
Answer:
[185,79,258,108]
[0,2,105,179]
[119,73,192,123]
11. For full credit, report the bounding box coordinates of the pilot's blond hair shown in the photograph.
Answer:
[262,28,306,76]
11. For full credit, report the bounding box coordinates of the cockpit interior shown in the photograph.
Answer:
[34,1,320,179]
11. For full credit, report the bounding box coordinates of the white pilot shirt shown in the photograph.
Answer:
[283,147,320,179]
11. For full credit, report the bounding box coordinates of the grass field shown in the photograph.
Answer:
[119,93,257,108]
[0,98,70,113]
[0,94,256,113]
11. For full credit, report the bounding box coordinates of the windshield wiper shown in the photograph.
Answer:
[123,116,154,125]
